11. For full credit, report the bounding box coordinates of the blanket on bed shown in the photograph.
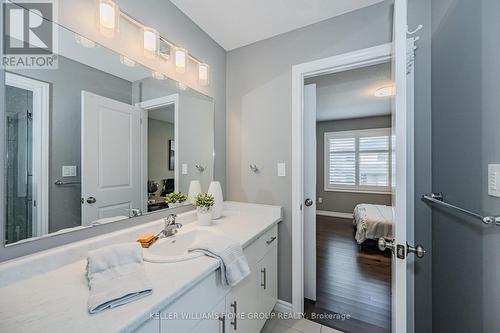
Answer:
[353,204,393,244]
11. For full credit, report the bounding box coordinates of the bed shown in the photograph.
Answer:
[353,204,394,244]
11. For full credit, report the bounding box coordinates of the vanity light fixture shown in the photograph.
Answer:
[143,27,159,59]
[175,47,188,74]
[98,0,119,38]
[75,35,98,48]
[152,71,167,80]
[198,63,209,86]
[374,85,396,97]
[119,55,136,67]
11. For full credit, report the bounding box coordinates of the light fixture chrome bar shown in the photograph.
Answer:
[422,193,500,225]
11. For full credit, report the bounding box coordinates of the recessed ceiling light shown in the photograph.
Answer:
[374,85,395,97]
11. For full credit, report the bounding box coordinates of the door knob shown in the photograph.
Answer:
[304,198,313,207]
[86,197,97,204]
[378,238,395,252]
[408,243,426,258]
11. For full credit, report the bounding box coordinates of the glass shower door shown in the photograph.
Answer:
[5,85,34,244]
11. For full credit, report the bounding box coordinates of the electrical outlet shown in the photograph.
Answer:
[182,164,188,175]
[318,197,323,204]
[277,163,286,177]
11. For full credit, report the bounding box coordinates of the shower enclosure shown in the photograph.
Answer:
[5,84,34,244]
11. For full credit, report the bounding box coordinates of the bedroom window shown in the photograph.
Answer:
[325,128,392,193]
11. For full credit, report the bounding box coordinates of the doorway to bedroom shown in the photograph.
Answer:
[302,61,394,333]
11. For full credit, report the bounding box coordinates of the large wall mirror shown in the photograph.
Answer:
[2,13,214,246]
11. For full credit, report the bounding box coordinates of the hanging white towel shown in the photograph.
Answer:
[188,231,250,287]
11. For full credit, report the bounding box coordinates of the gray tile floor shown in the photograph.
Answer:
[261,317,344,333]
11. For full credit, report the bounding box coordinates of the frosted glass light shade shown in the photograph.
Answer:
[207,181,223,219]
[175,47,188,74]
[198,63,209,86]
[187,180,202,204]
[75,35,98,48]
[143,27,159,59]
[98,0,118,38]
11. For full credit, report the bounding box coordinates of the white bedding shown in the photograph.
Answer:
[353,204,394,244]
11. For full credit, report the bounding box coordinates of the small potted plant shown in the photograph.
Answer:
[194,193,215,226]
[164,192,187,208]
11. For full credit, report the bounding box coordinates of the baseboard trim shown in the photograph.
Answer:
[274,299,293,313]
[316,210,353,219]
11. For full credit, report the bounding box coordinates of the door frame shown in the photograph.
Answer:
[5,72,49,238]
[291,41,415,329]
[136,94,179,213]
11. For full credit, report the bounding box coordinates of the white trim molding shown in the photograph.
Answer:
[316,210,354,219]
[291,43,393,315]
[5,72,50,238]
[273,300,293,314]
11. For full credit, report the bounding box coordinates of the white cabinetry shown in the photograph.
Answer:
[134,225,278,333]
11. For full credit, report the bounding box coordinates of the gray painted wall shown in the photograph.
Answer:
[148,118,175,182]
[431,0,485,332]
[226,1,393,303]
[316,116,392,213]
[11,57,133,233]
[0,0,226,262]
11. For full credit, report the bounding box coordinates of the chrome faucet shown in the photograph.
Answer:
[126,208,143,217]
[162,214,182,237]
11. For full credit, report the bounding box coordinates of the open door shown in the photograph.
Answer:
[81,91,142,226]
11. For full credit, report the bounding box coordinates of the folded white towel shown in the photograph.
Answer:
[188,231,250,287]
[86,242,153,314]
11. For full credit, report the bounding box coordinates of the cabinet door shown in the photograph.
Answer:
[191,297,226,333]
[225,270,259,333]
[259,244,278,314]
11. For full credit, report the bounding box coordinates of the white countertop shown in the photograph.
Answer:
[0,202,282,333]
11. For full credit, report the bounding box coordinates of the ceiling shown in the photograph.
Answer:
[305,62,393,122]
[170,0,385,50]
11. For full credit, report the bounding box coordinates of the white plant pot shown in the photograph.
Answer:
[208,181,223,219]
[168,202,183,208]
[197,207,213,226]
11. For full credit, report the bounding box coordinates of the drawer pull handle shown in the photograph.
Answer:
[261,268,267,289]
[219,314,226,333]
[266,236,277,245]
[230,301,237,330]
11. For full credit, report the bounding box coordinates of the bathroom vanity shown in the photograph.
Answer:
[0,202,282,333]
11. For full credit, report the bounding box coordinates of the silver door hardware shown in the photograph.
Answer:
[378,238,394,252]
[304,198,313,207]
[266,236,277,245]
[261,268,267,289]
[230,301,237,330]
[379,238,426,259]
[86,197,96,204]
[126,208,143,217]
[407,243,426,258]
[55,179,81,186]
[423,192,500,225]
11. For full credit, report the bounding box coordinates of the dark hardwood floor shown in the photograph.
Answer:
[304,215,391,333]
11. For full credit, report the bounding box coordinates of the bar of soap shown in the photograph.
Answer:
[137,233,156,243]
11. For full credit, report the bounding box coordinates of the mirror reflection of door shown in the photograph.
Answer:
[4,73,49,244]
[146,103,176,212]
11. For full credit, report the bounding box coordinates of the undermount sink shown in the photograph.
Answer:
[143,230,206,263]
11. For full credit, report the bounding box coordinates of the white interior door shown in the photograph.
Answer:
[303,84,317,301]
[392,0,409,331]
[81,91,142,226]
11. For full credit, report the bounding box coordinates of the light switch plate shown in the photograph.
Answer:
[182,164,188,175]
[277,163,286,177]
[62,165,77,177]
[488,164,500,198]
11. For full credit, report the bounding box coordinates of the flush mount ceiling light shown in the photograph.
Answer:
[175,47,188,74]
[198,63,209,86]
[98,0,119,38]
[374,85,396,97]
[75,35,98,48]
[120,55,136,67]
[143,27,159,59]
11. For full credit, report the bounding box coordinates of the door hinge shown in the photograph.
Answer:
[396,244,406,259]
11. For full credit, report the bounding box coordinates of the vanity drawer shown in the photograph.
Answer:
[244,225,278,267]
